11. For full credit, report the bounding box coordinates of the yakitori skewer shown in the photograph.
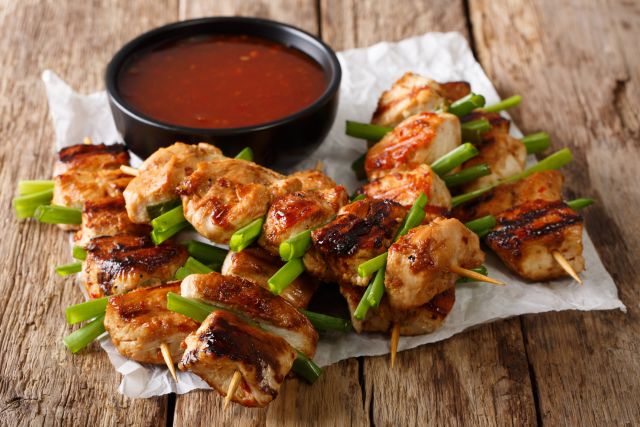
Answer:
[160,343,178,382]
[390,324,400,368]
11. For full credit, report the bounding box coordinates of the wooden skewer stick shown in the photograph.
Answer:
[390,324,400,368]
[224,370,242,410]
[120,165,139,177]
[160,343,178,382]
[83,136,92,145]
[552,251,583,284]
[449,265,505,286]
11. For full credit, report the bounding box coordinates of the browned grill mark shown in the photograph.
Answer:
[58,143,129,164]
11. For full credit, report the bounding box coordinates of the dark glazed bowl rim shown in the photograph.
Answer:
[105,16,342,136]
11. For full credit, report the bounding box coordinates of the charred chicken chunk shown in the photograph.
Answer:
[180,272,318,358]
[177,158,301,244]
[371,72,470,127]
[258,185,349,256]
[75,196,150,247]
[385,218,484,310]
[104,283,198,364]
[83,234,188,299]
[485,200,584,281]
[453,170,564,222]
[221,247,318,309]
[54,143,130,176]
[365,112,461,180]
[304,198,406,287]
[358,164,452,209]
[124,142,223,224]
[179,310,296,408]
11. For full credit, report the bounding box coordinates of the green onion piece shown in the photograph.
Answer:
[456,266,489,283]
[18,180,54,195]
[394,193,428,240]
[451,184,494,208]
[13,188,54,219]
[146,199,181,220]
[268,258,305,295]
[484,95,522,113]
[151,205,185,233]
[65,297,108,324]
[465,215,497,235]
[175,257,214,280]
[366,268,386,308]
[358,252,388,278]
[63,314,106,353]
[34,205,82,225]
[186,240,227,270]
[151,221,189,245]
[448,93,486,117]
[293,352,323,384]
[55,262,82,276]
[235,147,254,161]
[345,120,393,141]
[353,283,373,320]
[173,267,192,281]
[351,153,367,181]
[443,164,491,187]
[229,217,264,252]
[299,309,352,332]
[461,119,491,143]
[566,198,595,211]
[430,143,479,176]
[351,193,366,202]
[521,132,551,154]
[279,230,312,261]
[72,246,87,261]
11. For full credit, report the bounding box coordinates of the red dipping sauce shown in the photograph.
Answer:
[118,35,328,129]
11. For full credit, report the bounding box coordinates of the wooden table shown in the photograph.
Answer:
[1,1,638,425]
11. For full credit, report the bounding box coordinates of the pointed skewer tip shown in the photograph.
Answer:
[390,324,400,368]
[552,251,583,284]
[450,265,505,286]
[160,343,178,383]
[120,165,139,177]
[224,371,242,410]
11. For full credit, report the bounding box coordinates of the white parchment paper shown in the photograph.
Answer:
[42,32,624,398]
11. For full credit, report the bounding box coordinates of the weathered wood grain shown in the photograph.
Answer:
[470,0,640,424]
[321,2,537,425]
[0,1,177,425]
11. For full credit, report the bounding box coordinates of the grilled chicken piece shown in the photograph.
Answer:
[358,164,452,209]
[75,196,150,247]
[181,272,318,357]
[290,169,337,190]
[453,170,564,222]
[385,218,484,310]
[221,247,318,309]
[372,72,470,127]
[460,112,527,192]
[179,310,296,408]
[365,112,461,180]
[304,198,406,287]
[258,185,349,256]
[485,200,584,281]
[54,143,130,176]
[177,159,302,244]
[104,283,198,364]
[340,284,455,335]
[124,142,223,224]
[83,234,188,299]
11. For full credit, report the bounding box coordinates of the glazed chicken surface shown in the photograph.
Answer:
[371,72,470,127]
[359,164,452,209]
[180,272,318,358]
[75,196,150,247]
[385,217,484,310]
[104,283,198,364]
[221,247,318,309]
[123,142,223,224]
[289,169,337,190]
[82,234,188,299]
[179,310,296,408]
[53,143,130,176]
[365,112,461,180]
[485,199,584,281]
[177,158,302,244]
[304,198,407,287]
[258,185,349,256]
[453,170,564,222]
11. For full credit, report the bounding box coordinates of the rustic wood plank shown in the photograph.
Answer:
[0,1,177,425]
[321,2,537,425]
[173,2,366,425]
[470,0,640,424]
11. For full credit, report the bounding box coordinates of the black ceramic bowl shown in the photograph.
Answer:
[105,17,341,169]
